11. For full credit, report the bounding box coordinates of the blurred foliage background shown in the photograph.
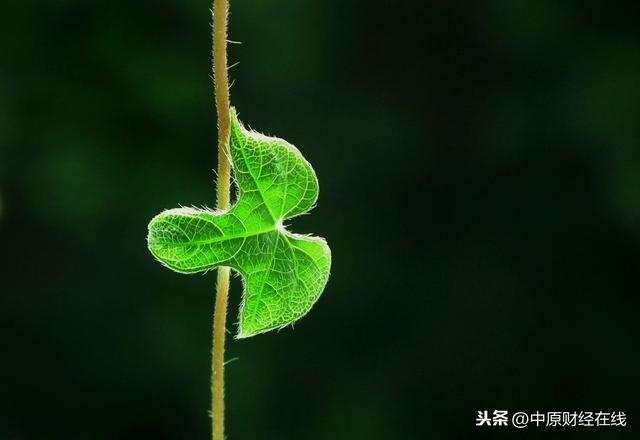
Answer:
[1,0,639,439]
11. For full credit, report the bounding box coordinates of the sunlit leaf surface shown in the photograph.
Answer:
[148,108,331,337]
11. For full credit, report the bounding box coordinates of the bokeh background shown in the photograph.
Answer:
[1,0,638,439]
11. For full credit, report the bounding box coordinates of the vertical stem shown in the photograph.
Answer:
[212,266,230,440]
[213,0,231,210]
[212,0,231,439]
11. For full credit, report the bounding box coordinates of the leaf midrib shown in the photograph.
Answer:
[153,224,277,247]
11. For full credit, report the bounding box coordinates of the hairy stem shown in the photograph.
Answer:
[212,266,230,440]
[213,0,231,210]
[212,0,231,439]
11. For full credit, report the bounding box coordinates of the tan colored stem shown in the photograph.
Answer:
[213,0,231,210]
[212,0,231,439]
[212,266,230,440]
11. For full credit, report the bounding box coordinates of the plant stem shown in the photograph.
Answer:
[212,0,231,439]
[213,0,231,210]
[212,266,230,440]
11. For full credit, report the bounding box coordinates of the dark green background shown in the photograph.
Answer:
[1,0,638,439]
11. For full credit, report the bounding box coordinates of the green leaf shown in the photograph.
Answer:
[147,108,331,338]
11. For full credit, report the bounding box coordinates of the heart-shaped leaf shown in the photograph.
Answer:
[147,108,331,337]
